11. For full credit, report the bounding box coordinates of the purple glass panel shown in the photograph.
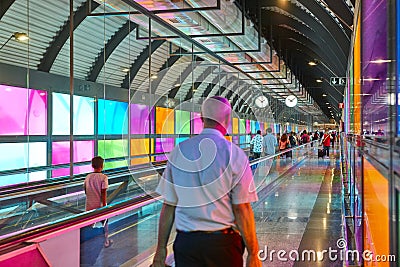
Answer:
[362,0,388,133]
[130,103,154,134]
[259,122,264,132]
[0,85,47,135]
[227,119,232,134]
[52,141,94,177]
[232,135,239,144]
[192,112,203,134]
[155,138,174,161]
[246,120,250,133]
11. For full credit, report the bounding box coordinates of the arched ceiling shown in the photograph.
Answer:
[247,0,354,121]
[0,0,355,123]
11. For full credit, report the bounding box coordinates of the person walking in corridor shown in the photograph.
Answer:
[152,96,261,267]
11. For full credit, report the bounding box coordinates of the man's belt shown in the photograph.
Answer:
[176,227,236,235]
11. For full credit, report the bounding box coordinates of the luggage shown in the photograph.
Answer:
[318,149,324,158]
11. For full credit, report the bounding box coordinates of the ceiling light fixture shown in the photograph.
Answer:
[363,78,380,81]
[14,32,29,41]
[122,68,130,72]
[322,94,327,97]
[0,32,29,50]
[308,60,318,66]
[150,74,158,79]
[316,79,323,83]
[370,59,393,64]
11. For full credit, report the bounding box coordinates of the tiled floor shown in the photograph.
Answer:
[254,150,342,267]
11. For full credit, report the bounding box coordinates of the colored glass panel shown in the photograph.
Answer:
[156,107,174,134]
[52,141,94,177]
[131,138,153,165]
[362,1,388,135]
[192,112,203,134]
[131,103,153,134]
[0,85,47,135]
[239,119,246,134]
[176,137,189,145]
[246,120,250,133]
[155,138,174,161]
[53,93,95,135]
[175,110,190,134]
[98,140,128,169]
[363,159,389,267]
[232,118,239,134]
[98,99,128,135]
[0,142,47,186]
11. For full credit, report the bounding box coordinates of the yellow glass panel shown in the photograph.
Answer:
[353,16,361,134]
[130,138,153,165]
[232,118,239,134]
[363,159,389,267]
[156,107,174,134]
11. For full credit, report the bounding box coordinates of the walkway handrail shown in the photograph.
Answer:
[249,140,318,166]
[0,161,168,204]
[0,193,161,251]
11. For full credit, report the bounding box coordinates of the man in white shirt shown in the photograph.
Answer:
[262,128,278,176]
[152,96,261,267]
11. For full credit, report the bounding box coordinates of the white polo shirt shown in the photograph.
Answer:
[156,128,258,232]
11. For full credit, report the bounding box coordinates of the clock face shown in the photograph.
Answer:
[285,95,297,107]
[255,95,268,108]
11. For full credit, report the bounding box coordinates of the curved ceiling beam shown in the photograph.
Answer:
[184,66,216,101]
[201,75,226,98]
[150,54,184,94]
[217,77,242,99]
[280,40,339,80]
[273,27,344,74]
[226,80,248,100]
[261,1,347,62]
[87,20,138,82]
[297,0,351,41]
[121,39,165,89]
[285,54,342,118]
[201,74,230,99]
[324,0,353,30]
[0,0,15,20]
[38,0,100,72]
[287,51,344,97]
[168,60,204,99]
[262,10,346,70]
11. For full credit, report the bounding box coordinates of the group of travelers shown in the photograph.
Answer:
[249,128,339,160]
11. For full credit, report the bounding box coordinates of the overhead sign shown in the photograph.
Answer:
[330,77,346,86]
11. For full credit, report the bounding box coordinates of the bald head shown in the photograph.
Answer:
[201,96,232,133]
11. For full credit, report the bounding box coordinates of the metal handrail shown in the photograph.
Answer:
[0,193,160,251]
[249,140,318,166]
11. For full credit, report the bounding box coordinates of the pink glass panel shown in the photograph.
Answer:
[192,112,203,134]
[0,84,47,135]
[52,141,94,177]
[246,120,250,133]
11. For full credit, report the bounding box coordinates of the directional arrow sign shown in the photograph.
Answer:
[330,77,347,86]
